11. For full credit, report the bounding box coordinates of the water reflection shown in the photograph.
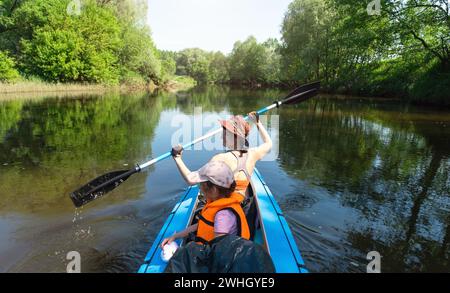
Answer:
[275,97,450,272]
[0,93,166,213]
[0,88,449,272]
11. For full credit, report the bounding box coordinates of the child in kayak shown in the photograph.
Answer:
[161,160,250,247]
[171,111,272,202]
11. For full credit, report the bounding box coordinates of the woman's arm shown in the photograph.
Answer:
[161,223,198,248]
[172,145,197,185]
[173,156,197,185]
[248,112,272,161]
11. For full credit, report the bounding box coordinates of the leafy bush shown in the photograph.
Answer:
[1,0,163,85]
[119,70,147,88]
[160,52,177,81]
[0,51,20,82]
[19,0,121,84]
[411,62,450,106]
[118,25,161,84]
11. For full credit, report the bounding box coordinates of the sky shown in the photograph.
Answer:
[146,0,292,54]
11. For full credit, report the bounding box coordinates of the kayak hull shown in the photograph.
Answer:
[138,168,307,273]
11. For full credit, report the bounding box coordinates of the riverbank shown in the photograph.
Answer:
[162,76,197,92]
[0,76,196,100]
[0,81,116,94]
[219,81,450,108]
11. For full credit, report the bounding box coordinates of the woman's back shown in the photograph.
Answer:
[171,112,272,201]
[210,150,264,201]
[211,151,255,182]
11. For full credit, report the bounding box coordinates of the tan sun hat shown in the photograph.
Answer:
[187,161,235,188]
[219,115,250,139]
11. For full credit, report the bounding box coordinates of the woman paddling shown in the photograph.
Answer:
[171,111,273,203]
[161,160,250,246]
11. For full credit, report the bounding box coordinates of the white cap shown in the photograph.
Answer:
[187,161,235,188]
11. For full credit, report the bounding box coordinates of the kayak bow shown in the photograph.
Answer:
[138,168,308,273]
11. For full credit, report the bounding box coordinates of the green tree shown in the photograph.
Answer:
[262,38,282,84]
[118,24,161,84]
[159,50,177,81]
[12,0,121,83]
[280,0,449,105]
[0,50,19,81]
[0,0,28,52]
[176,48,211,84]
[228,36,269,85]
[107,0,162,84]
[281,0,322,82]
[208,51,229,83]
[0,0,165,85]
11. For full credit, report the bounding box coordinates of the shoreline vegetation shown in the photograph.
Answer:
[0,75,196,95]
[0,0,448,106]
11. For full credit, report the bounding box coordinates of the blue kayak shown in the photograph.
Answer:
[138,168,308,273]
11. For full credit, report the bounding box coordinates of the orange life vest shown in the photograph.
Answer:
[234,179,249,200]
[196,193,250,244]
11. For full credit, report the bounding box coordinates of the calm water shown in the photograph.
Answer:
[0,87,449,273]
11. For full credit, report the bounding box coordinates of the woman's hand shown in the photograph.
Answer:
[171,144,184,158]
[161,234,177,248]
[248,111,260,124]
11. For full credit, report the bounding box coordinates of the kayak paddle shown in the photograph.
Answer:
[69,81,321,207]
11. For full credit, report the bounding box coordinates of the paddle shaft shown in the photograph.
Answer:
[138,88,316,170]
[70,83,320,207]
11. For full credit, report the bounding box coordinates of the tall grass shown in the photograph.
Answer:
[0,76,196,100]
[164,75,197,91]
[0,81,114,94]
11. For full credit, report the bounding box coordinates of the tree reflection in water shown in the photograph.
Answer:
[0,90,449,272]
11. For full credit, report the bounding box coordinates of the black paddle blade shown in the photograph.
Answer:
[70,168,138,207]
[283,88,319,105]
[282,81,321,105]
[284,81,321,99]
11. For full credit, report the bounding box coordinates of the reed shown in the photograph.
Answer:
[0,76,196,101]
[0,81,115,94]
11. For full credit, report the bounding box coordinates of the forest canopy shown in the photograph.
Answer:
[167,0,449,105]
[279,0,450,105]
[0,0,169,85]
[0,0,448,105]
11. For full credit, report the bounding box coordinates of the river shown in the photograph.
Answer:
[0,86,449,272]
